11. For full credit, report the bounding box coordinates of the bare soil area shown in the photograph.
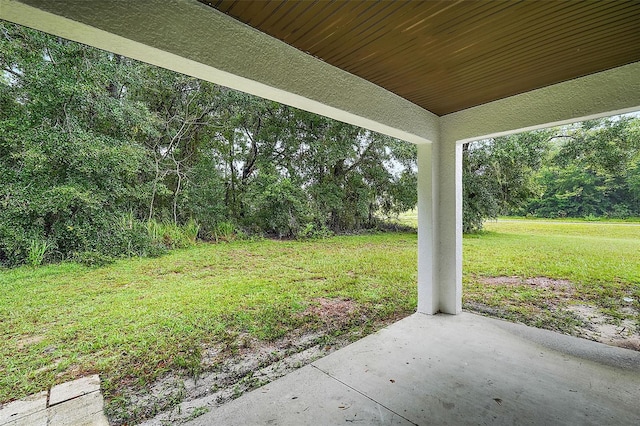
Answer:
[567,304,640,351]
[469,276,639,352]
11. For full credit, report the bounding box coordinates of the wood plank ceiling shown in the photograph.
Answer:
[201,0,640,116]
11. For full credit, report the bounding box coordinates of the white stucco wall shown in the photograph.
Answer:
[0,0,438,145]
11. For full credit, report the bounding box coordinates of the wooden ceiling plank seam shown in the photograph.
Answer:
[213,0,265,22]
[224,0,254,19]
[278,0,331,41]
[253,0,302,32]
[309,1,427,63]
[239,1,287,27]
[325,1,480,67]
[211,0,236,12]
[287,1,366,47]
[308,2,410,54]
[303,2,384,54]
[413,0,511,36]
[283,1,359,50]
[253,1,290,28]
[390,1,449,31]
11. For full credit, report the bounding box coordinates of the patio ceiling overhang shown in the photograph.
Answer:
[3,0,640,146]
[206,0,640,117]
[2,0,640,315]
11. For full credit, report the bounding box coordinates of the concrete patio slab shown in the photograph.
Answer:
[3,410,47,426]
[190,312,640,426]
[0,391,47,426]
[48,390,108,426]
[201,362,412,425]
[0,375,109,426]
[49,375,101,407]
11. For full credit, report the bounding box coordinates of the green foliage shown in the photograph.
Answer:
[0,22,417,265]
[463,131,550,232]
[211,221,240,242]
[526,117,640,219]
[463,116,640,230]
[72,251,115,267]
[146,220,199,250]
[297,223,334,240]
[27,239,49,267]
[243,174,308,237]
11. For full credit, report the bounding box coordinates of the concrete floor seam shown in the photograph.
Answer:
[310,364,420,426]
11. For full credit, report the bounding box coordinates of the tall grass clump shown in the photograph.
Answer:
[27,239,49,266]
[147,219,201,249]
[211,221,238,242]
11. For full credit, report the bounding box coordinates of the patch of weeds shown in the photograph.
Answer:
[104,394,131,424]
[107,380,187,425]
[231,385,243,399]
[599,307,627,324]
[72,251,115,267]
[530,308,584,334]
[185,406,210,422]
[174,344,203,379]
[27,239,50,267]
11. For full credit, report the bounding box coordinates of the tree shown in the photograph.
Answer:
[0,22,419,264]
[463,131,551,232]
[528,117,640,218]
[0,22,155,265]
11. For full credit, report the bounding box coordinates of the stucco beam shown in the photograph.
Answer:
[441,61,640,144]
[0,0,438,145]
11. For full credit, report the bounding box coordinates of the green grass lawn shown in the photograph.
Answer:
[464,220,640,331]
[0,234,418,407]
[1,219,639,420]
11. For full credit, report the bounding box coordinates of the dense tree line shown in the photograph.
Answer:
[464,116,640,232]
[0,23,416,266]
[3,23,637,265]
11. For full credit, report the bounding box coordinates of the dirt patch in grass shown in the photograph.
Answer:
[479,276,574,292]
[16,335,45,349]
[298,297,358,326]
[567,304,640,351]
[129,331,349,425]
[466,275,639,352]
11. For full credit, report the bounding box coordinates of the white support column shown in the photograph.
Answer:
[417,143,437,314]
[436,140,463,314]
[417,139,462,315]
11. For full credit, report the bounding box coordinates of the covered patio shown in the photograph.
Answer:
[1,0,639,424]
[184,312,639,425]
